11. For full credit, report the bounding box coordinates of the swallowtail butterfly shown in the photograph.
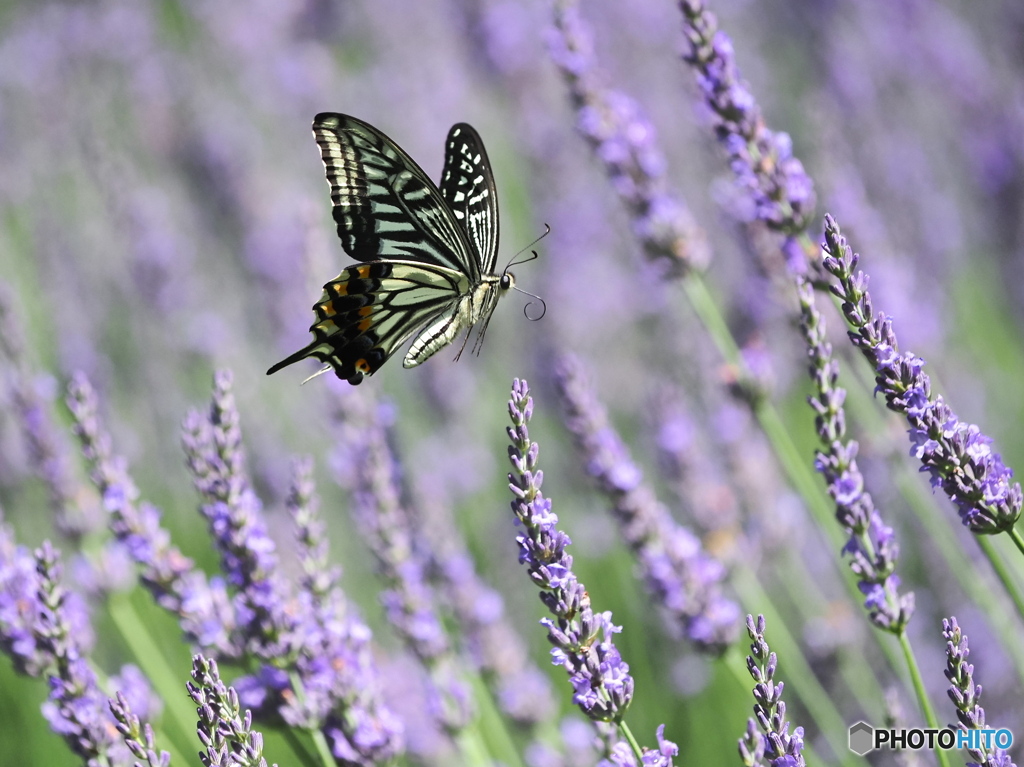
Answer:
[268,113,519,385]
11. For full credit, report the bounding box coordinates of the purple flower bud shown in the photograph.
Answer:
[796,271,914,632]
[507,378,639,725]
[28,542,140,764]
[547,0,709,275]
[553,355,740,652]
[679,1,816,242]
[188,653,278,767]
[66,372,241,656]
[942,617,1016,767]
[109,690,171,767]
[739,615,806,767]
[333,388,472,735]
[821,215,1022,534]
[0,285,99,539]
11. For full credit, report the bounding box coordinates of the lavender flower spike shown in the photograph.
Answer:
[797,276,914,632]
[678,0,815,265]
[188,653,278,767]
[347,398,473,733]
[548,0,709,276]
[32,541,125,764]
[821,214,1022,534]
[109,691,171,767]
[506,378,634,723]
[738,615,806,767]
[0,285,94,539]
[182,369,298,662]
[67,372,240,656]
[0,516,51,676]
[286,456,405,763]
[553,354,739,652]
[942,617,1017,767]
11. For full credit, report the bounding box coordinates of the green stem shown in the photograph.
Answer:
[465,671,525,767]
[454,724,496,767]
[683,273,902,671]
[899,632,951,767]
[1005,527,1024,559]
[288,672,337,767]
[106,591,194,765]
[618,720,643,761]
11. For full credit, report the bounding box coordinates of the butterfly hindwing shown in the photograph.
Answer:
[312,113,478,276]
[439,123,499,276]
[267,261,469,384]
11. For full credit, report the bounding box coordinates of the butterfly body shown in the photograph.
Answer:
[268,114,509,384]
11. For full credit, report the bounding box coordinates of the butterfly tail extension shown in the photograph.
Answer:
[267,334,376,386]
[268,262,398,385]
[266,343,321,376]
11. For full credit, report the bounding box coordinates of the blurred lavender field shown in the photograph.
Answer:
[2,0,1024,764]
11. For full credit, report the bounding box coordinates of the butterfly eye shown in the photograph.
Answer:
[501,272,515,290]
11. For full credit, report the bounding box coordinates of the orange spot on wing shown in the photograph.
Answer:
[355,358,372,374]
[356,265,370,278]
[356,305,373,330]
[320,303,337,316]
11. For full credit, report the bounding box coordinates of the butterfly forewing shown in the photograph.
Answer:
[312,113,478,276]
[439,123,500,275]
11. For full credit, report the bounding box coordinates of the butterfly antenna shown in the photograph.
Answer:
[513,286,547,321]
[502,224,550,272]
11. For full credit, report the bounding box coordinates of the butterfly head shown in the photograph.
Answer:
[500,271,516,291]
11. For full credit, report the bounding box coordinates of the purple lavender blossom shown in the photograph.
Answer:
[547,0,709,276]
[507,378,634,723]
[678,0,815,265]
[0,517,52,676]
[73,369,401,763]
[188,653,278,767]
[0,284,97,539]
[738,615,805,767]
[286,455,405,762]
[553,354,740,652]
[66,372,240,656]
[106,665,160,728]
[341,389,474,734]
[797,275,914,632]
[1,530,152,763]
[596,724,679,767]
[942,617,1017,767]
[184,371,406,762]
[109,690,171,767]
[821,215,1022,534]
[32,541,127,764]
[181,369,299,663]
[410,453,561,730]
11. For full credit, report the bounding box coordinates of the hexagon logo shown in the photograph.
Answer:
[849,721,874,756]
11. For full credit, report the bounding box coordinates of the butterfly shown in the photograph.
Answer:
[268,113,537,385]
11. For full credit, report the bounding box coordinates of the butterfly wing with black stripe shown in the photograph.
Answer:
[268,116,506,384]
[267,260,469,384]
[312,113,481,280]
[439,123,499,275]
